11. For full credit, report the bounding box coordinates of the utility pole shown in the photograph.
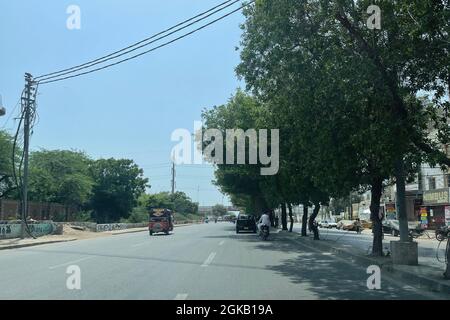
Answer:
[20,73,34,239]
[171,162,176,194]
[197,186,200,204]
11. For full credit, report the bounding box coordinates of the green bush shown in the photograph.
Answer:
[72,210,94,222]
[124,207,148,223]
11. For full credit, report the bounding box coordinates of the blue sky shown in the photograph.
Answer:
[0,0,247,206]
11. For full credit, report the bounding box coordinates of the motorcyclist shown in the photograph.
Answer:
[258,212,271,232]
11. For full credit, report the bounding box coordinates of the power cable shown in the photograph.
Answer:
[0,93,22,130]
[37,1,254,85]
[35,0,241,82]
[34,0,237,80]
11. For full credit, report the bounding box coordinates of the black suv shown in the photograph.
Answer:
[236,214,257,233]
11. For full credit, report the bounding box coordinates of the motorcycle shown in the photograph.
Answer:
[409,225,427,239]
[436,225,449,242]
[260,225,270,241]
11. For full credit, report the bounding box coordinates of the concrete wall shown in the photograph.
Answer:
[0,221,57,239]
[95,223,147,232]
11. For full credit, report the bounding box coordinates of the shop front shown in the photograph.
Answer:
[386,190,422,222]
[421,188,449,229]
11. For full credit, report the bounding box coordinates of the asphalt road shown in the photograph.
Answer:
[0,223,447,300]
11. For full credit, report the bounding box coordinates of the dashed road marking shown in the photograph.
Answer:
[201,252,216,267]
[174,293,188,300]
[219,240,225,246]
[48,257,93,270]
[131,242,148,247]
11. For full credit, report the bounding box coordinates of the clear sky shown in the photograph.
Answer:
[0,1,248,206]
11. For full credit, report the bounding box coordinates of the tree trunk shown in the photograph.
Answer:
[301,204,308,236]
[254,195,263,217]
[281,203,288,230]
[269,209,275,227]
[309,203,320,240]
[288,203,294,232]
[370,177,384,256]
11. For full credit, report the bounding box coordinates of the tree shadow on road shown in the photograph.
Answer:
[204,231,438,300]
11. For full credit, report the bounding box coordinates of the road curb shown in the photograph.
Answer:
[0,238,77,251]
[284,233,450,295]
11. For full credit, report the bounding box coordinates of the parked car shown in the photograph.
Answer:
[319,220,330,228]
[336,220,361,231]
[382,219,421,237]
[236,214,257,233]
[382,219,400,236]
[328,221,338,229]
[336,220,353,230]
[360,220,372,229]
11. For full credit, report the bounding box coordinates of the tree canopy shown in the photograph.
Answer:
[89,158,149,223]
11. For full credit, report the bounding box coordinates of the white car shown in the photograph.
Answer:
[319,221,330,228]
[328,221,337,228]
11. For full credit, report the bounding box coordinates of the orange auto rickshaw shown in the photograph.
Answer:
[149,208,174,236]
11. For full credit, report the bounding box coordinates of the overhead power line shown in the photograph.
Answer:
[36,0,254,85]
[35,0,240,82]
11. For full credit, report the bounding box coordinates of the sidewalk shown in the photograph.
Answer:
[279,224,450,294]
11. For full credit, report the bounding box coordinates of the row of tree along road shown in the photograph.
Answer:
[201,0,449,270]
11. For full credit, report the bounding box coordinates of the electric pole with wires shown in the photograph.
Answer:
[171,162,176,194]
[20,73,35,239]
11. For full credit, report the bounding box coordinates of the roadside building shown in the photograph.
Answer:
[421,188,450,229]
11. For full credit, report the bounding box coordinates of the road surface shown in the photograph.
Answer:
[0,223,447,299]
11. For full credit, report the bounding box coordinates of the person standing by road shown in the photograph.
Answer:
[355,218,362,234]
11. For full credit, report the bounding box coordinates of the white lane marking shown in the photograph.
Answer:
[174,293,188,300]
[48,256,93,270]
[201,252,216,267]
[219,240,225,246]
[131,242,148,247]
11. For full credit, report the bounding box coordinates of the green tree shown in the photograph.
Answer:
[28,150,94,220]
[236,0,434,253]
[0,130,18,199]
[89,158,148,223]
[201,91,272,215]
[212,204,228,217]
[145,191,198,215]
